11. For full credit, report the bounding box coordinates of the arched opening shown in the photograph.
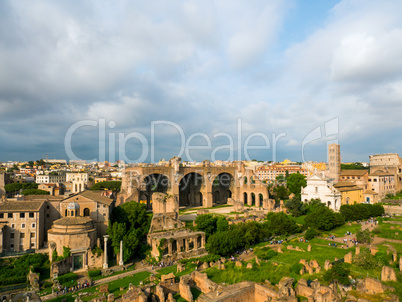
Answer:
[197,236,202,248]
[346,197,350,205]
[65,209,67,217]
[143,174,169,210]
[243,192,248,204]
[259,194,264,207]
[172,240,177,253]
[244,177,248,185]
[179,173,203,207]
[251,193,256,206]
[213,191,221,203]
[366,197,371,203]
[212,173,234,205]
[83,208,90,216]
[327,201,331,208]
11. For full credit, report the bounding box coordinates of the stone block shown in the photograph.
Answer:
[381,266,397,282]
[307,245,311,252]
[156,285,165,302]
[355,247,360,255]
[235,261,242,267]
[309,260,319,268]
[220,257,226,263]
[99,284,109,294]
[315,266,321,274]
[287,245,293,250]
[370,247,378,255]
[299,259,307,266]
[324,260,332,271]
[247,263,253,269]
[107,293,115,302]
[177,263,185,273]
[344,252,353,264]
[277,247,283,253]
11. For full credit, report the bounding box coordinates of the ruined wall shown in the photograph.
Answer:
[191,271,218,294]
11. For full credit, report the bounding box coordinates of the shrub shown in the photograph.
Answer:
[323,263,350,285]
[0,276,26,286]
[356,229,371,244]
[305,228,319,240]
[88,270,101,279]
[57,272,78,284]
[305,206,343,231]
[254,247,277,260]
[354,250,381,269]
[290,263,304,275]
[43,281,53,288]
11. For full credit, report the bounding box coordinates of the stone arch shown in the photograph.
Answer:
[259,193,264,207]
[251,193,256,206]
[212,173,234,205]
[213,191,220,203]
[243,192,248,204]
[83,208,90,216]
[143,173,170,210]
[179,172,203,207]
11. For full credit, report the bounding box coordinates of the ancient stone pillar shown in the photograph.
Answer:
[103,235,109,269]
[201,235,206,248]
[119,240,124,266]
[185,239,189,252]
[168,241,172,255]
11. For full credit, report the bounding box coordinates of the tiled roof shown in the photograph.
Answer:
[369,171,394,176]
[63,190,113,206]
[54,216,92,226]
[0,200,45,212]
[340,170,368,176]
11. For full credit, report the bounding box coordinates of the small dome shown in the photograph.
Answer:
[67,202,80,210]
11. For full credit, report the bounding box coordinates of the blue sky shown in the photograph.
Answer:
[1,0,401,163]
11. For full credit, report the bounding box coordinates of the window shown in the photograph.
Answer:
[8,213,12,219]
[315,187,318,193]
[0,213,3,219]
[10,233,14,239]
[31,223,36,228]
[10,244,14,249]
[21,223,25,229]
[29,213,34,218]
[31,243,35,248]
[31,232,35,238]
[11,224,15,229]
[20,213,25,218]
[20,233,25,238]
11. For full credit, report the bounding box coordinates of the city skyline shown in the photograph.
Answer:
[1,0,402,162]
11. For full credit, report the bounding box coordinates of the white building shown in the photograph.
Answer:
[36,172,66,184]
[301,174,341,212]
[66,173,88,193]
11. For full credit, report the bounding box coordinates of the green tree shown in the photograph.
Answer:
[216,216,229,232]
[305,206,343,231]
[323,263,351,285]
[21,189,50,196]
[304,228,319,240]
[28,161,35,167]
[264,212,301,236]
[286,173,307,197]
[195,214,218,238]
[276,174,286,183]
[273,185,289,201]
[107,202,151,262]
[284,196,305,217]
[205,230,242,256]
[90,181,121,192]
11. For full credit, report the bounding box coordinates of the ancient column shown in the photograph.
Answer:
[119,240,124,266]
[185,239,189,252]
[103,235,109,269]
[201,235,206,248]
[168,241,172,255]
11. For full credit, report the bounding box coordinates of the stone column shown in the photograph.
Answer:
[185,239,189,252]
[103,235,109,269]
[168,241,172,255]
[201,235,206,248]
[119,240,124,266]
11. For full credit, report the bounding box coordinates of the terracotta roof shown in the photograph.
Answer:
[334,181,356,188]
[0,200,45,212]
[363,190,378,195]
[336,186,363,192]
[340,170,368,176]
[369,171,394,176]
[63,190,113,206]
[54,216,92,226]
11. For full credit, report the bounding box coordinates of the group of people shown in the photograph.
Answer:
[54,280,93,295]
[270,239,286,245]
[151,260,173,270]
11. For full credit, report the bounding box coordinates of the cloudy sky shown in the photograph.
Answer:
[1,0,402,163]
